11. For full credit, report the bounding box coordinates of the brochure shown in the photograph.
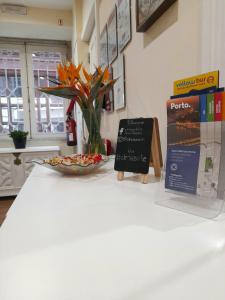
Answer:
[173,71,219,96]
[166,72,225,201]
[166,90,224,198]
[166,96,200,194]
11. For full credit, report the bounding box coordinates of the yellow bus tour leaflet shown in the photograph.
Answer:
[173,71,219,96]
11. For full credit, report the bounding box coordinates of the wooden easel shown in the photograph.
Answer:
[117,118,163,184]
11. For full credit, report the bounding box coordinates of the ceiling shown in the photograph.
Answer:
[0,0,73,10]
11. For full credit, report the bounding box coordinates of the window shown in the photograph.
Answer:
[0,42,67,138]
[0,48,24,134]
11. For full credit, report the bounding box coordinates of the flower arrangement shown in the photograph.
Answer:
[39,63,116,154]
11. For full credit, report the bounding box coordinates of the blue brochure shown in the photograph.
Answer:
[165,145,200,194]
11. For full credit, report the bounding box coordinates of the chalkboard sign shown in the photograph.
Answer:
[114,118,154,174]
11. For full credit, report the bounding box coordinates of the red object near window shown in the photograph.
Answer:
[103,139,112,156]
[66,114,77,146]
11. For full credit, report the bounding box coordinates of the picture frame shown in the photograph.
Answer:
[136,0,177,32]
[100,25,109,68]
[102,66,114,113]
[107,5,118,64]
[113,54,126,111]
[107,66,114,112]
[117,0,132,52]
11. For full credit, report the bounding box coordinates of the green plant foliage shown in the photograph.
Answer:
[9,130,29,139]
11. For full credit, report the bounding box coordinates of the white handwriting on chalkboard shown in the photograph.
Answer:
[118,137,145,142]
[116,154,148,162]
[128,148,135,154]
[124,128,143,135]
[119,128,125,135]
[119,127,143,136]
[127,120,144,125]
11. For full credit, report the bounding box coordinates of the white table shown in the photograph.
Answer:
[1,160,225,300]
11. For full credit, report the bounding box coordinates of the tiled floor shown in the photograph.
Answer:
[0,197,15,226]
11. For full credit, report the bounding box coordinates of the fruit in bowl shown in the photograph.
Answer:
[44,154,104,167]
[30,153,109,175]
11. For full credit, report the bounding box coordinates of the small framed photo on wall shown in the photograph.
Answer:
[117,0,132,52]
[107,5,118,64]
[136,0,176,32]
[113,54,126,111]
[102,66,114,112]
[100,26,109,68]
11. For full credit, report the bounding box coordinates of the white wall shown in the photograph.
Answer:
[82,0,94,30]
[98,0,202,156]
[0,6,72,40]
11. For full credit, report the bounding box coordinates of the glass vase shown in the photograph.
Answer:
[81,107,106,155]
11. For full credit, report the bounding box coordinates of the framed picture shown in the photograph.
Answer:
[117,0,132,52]
[107,5,118,64]
[102,66,114,112]
[113,54,125,111]
[100,26,108,68]
[136,0,177,32]
[107,66,114,112]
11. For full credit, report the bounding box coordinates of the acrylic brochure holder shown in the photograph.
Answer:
[156,123,225,219]
[156,170,225,219]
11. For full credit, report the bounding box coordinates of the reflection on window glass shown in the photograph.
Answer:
[0,49,24,134]
[32,51,65,133]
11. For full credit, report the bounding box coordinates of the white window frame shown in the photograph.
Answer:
[0,41,68,140]
[0,43,30,140]
[26,44,68,139]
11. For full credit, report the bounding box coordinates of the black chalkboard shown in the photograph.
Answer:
[114,118,154,174]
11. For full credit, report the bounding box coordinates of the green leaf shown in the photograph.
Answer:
[48,77,62,85]
[39,87,82,100]
[9,130,29,138]
[90,73,105,101]
[97,80,116,98]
